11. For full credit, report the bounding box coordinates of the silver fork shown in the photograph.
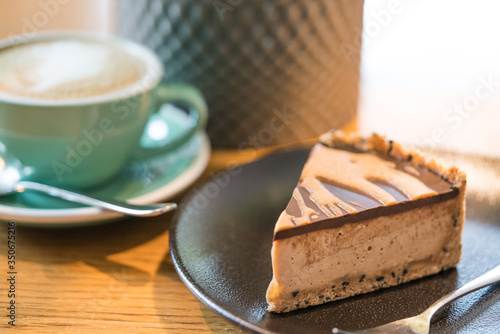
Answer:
[332,264,500,334]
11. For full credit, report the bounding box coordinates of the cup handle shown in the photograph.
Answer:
[133,83,208,160]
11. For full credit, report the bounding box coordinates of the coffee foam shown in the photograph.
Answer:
[0,39,146,100]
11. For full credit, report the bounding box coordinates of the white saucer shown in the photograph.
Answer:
[0,131,210,226]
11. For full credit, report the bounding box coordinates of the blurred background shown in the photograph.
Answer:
[1,0,499,156]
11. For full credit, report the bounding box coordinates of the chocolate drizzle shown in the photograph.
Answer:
[275,144,459,241]
[275,189,458,240]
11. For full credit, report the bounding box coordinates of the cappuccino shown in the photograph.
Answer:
[0,39,146,100]
[0,33,210,190]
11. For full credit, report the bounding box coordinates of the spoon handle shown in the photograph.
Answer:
[424,264,500,319]
[17,181,176,217]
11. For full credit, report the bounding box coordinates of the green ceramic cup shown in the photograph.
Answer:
[0,32,207,189]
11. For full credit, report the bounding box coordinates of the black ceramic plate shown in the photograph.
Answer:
[170,148,500,334]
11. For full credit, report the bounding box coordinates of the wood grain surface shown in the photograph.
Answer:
[0,192,246,333]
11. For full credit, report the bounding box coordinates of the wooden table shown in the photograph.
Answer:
[0,158,250,333]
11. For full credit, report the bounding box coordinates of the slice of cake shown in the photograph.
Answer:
[266,131,466,313]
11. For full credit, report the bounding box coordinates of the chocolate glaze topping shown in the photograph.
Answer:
[275,144,458,240]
